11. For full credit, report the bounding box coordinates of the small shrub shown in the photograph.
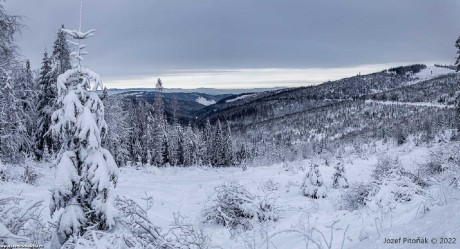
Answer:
[115,196,213,249]
[21,165,41,185]
[0,161,11,182]
[168,213,211,249]
[371,155,402,183]
[369,156,426,212]
[339,182,373,211]
[260,179,280,192]
[0,196,49,245]
[419,144,460,177]
[203,180,280,230]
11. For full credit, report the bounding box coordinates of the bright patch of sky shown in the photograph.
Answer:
[104,62,442,89]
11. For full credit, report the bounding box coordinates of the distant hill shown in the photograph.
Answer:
[117,91,234,123]
[106,87,286,96]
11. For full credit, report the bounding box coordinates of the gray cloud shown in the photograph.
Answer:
[5,0,459,87]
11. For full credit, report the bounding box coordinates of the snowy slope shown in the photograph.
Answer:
[196,97,216,106]
[2,141,458,248]
[226,93,256,103]
[350,199,460,249]
[406,66,455,85]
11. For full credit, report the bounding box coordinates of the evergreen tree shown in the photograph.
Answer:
[301,163,326,198]
[51,24,72,76]
[213,119,226,166]
[183,123,194,166]
[0,77,30,163]
[0,3,22,71]
[161,133,170,165]
[156,78,163,90]
[14,60,36,155]
[203,119,213,165]
[455,35,460,72]
[36,50,55,159]
[223,121,234,166]
[171,97,179,124]
[152,80,165,166]
[0,3,28,163]
[331,161,349,188]
[102,95,131,167]
[49,22,118,244]
[101,86,108,100]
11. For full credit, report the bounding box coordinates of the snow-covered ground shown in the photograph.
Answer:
[365,100,455,109]
[1,142,459,248]
[406,66,455,86]
[196,97,216,106]
[226,93,256,103]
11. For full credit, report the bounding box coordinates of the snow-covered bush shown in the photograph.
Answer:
[21,164,41,185]
[115,196,172,248]
[371,155,402,183]
[0,161,11,182]
[339,182,373,211]
[301,163,327,198]
[203,180,280,230]
[368,169,425,212]
[61,230,146,249]
[260,179,280,192]
[0,195,50,245]
[115,196,213,249]
[167,213,211,249]
[419,143,460,177]
[331,162,349,189]
[368,155,426,212]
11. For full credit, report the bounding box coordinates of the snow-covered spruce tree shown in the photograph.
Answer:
[455,35,460,72]
[213,119,226,167]
[0,3,29,163]
[17,60,36,135]
[223,121,234,166]
[36,50,55,159]
[203,119,213,166]
[0,75,30,163]
[152,82,166,166]
[49,21,118,245]
[301,163,327,198]
[183,123,194,166]
[102,95,131,167]
[0,2,22,70]
[331,161,349,189]
[51,24,72,77]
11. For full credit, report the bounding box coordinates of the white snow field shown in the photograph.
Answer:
[1,141,459,249]
[226,93,256,103]
[406,65,455,85]
[196,97,216,106]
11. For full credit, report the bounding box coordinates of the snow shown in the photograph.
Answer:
[365,100,455,109]
[196,97,216,106]
[226,93,256,103]
[3,141,459,248]
[351,198,460,249]
[406,65,455,86]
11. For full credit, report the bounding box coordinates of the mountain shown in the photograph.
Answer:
[106,87,286,96]
[192,64,457,161]
[118,91,233,122]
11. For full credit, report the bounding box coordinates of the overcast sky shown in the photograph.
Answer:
[5,0,459,89]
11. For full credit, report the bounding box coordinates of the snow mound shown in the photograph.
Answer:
[196,97,216,106]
